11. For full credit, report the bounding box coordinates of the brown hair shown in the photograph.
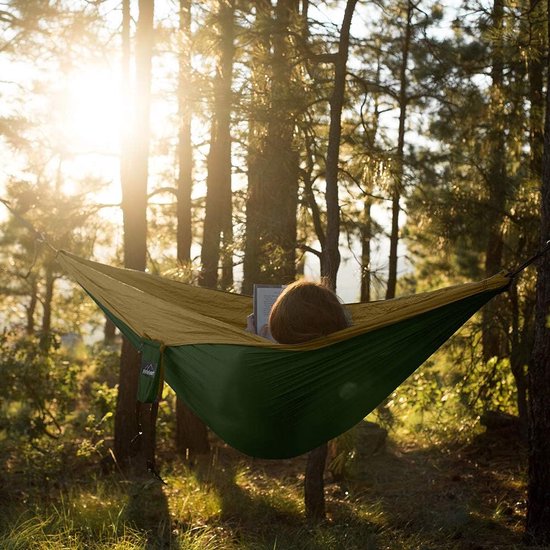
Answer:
[268,280,349,344]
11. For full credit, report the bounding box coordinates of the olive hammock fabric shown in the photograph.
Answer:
[57,251,510,459]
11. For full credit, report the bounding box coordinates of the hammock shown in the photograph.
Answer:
[56,250,512,459]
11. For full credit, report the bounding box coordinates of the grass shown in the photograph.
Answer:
[0,427,543,550]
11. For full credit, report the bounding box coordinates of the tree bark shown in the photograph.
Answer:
[528,0,545,181]
[115,0,155,466]
[305,0,357,520]
[525,1,550,538]
[26,277,37,335]
[39,261,54,351]
[360,59,381,303]
[174,0,210,459]
[199,0,235,289]
[482,0,506,363]
[243,0,300,294]
[176,0,193,264]
[509,281,528,433]
[176,399,210,458]
[103,317,116,345]
[360,197,372,302]
[304,443,328,520]
[321,0,358,290]
[386,0,412,300]
[243,0,272,294]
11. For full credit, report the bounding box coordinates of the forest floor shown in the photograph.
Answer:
[0,426,544,550]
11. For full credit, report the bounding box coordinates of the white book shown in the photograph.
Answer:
[253,284,285,335]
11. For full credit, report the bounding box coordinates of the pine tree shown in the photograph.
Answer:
[525,1,550,540]
[115,0,156,467]
[199,0,235,289]
[242,0,301,293]
[175,0,211,459]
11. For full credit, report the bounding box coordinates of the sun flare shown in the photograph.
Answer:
[62,65,121,155]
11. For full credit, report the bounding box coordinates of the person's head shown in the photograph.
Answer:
[268,280,349,344]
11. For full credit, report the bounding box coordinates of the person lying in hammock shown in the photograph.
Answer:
[268,280,350,344]
[246,280,351,341]
[249,279,351,519]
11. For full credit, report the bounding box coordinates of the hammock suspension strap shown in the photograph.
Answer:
[131,341,166,483]
[506,240,550,278]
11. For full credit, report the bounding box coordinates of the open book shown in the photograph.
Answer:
[253,284,285,335]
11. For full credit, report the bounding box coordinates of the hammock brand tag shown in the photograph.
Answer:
[142,362,157,377]
[137,340,163,403]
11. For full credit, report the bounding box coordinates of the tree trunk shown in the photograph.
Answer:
[243,0,271,294]
[115,0,154,467]
[176,399,210,458]
[174,0,210,459]
[199,0,235,289]
[26,277,38,335]
[39,262,54,351]
[528,0,545,181]
[509,281,528,434]
[121,0,152,271]
[386,0,412,300]
[304,443,328,520]
[321,0,358,290]
[360,197,372,302]
[360,60,381,303]
[243,0,300,294]
[306,0,357,520]
[103,317,116,345]
[176,0,193,264]
[525,2,550,538]
[482,0,506,363]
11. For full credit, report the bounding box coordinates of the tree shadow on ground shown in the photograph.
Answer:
[122,471,173,548]
[337,427,528,549]
[156,423,532,550]
[183,446,380,550]
[199,423,532,550]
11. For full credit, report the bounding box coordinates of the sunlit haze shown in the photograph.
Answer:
[62,65,121,156]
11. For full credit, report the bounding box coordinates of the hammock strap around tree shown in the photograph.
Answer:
[506,239,550,278]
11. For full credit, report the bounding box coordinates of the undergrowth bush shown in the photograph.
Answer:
[0,330,121,473]
[0,330,80,441]
[383,340,522,446]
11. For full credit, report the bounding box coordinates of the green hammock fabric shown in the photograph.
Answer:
[57,251,510,459]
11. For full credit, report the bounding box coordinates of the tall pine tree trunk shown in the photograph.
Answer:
[307,0,357,521]
[39,261,55,351]
[26,277,38,335]
[509,281,528,433]
[321,0,358,290]
[176,0,193,265]
[115,0,155,466]
[243,0,299,294]
[361,60,381,303]
[199,0,235,289]
[386,0,412,300]
[243,0,270,293]
[360,196,373,302]
[510,0,547,438]
[103,318,116,344]
[482,0,506,363]
[528,0,545,181]
[525,2,550,538]
[175,0,210,459]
